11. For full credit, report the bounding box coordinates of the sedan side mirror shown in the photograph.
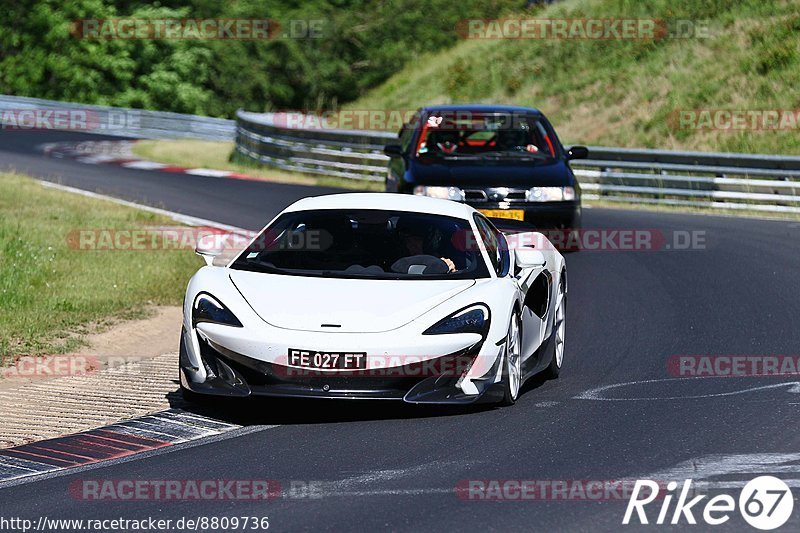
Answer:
[196,241,222,267]
[566,146,589,160]
[515,248,546,269]
[384,144,404,158]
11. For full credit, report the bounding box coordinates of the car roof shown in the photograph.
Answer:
[284,193,476,220]
[420,104,543,115]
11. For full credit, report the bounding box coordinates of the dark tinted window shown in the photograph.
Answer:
[416,111,555,159]
[232,209,491,280]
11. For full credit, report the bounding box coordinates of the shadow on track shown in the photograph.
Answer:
[164,381,496,426]
[163,375,552,426]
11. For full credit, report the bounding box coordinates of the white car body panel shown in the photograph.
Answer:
[228,270,476,333]
[181,193,566,404]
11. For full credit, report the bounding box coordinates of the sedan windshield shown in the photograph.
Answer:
[231,209,490,280]
[416,112,556,159]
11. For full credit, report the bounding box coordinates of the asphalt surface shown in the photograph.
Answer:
[2,131,800,532]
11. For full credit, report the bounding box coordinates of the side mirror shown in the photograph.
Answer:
[566,145,589,160]
[384,144,404,158]
[515,248,546,269]
[195,241,222,267]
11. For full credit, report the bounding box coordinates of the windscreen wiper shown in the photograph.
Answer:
[477,151,550,160]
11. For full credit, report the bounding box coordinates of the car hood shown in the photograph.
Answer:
[409,158,572,187]
[229,270,476,333]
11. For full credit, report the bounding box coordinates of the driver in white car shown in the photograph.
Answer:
[397,219,457,273]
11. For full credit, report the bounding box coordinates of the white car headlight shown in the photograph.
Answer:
[423,304,490,336]
[526,186,575,202]
[414,186,465,202]
[192,293,242,328]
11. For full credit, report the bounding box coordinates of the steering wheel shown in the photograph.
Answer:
[390,255,450,275]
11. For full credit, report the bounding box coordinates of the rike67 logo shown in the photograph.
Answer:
[624,476,793,530]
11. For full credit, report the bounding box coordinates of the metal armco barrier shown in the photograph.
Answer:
[0,95,235,141]
[236,110,800,214]
[3,93,797,215]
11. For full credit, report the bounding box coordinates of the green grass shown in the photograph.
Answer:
[0,172,203,357]
[347,0,800,155]
[132,140,383,191]
[585,198,800,221]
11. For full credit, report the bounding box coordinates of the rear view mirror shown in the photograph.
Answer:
[566,146,588,160]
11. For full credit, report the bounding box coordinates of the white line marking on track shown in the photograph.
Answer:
[638,453,800,489]
[37,180,250,234]
[574,377,800,401]
[305,460,479,500]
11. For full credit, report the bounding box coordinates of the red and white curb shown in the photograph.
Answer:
[0,409,240,485]
[41,140,263,182]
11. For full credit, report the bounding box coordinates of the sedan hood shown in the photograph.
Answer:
[229,270,475,333]
[408,158,572,187]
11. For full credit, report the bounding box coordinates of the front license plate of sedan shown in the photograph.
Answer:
[288,348,367,370]
[479,209,524,221]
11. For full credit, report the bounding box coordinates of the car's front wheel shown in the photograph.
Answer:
[500,311,523,406]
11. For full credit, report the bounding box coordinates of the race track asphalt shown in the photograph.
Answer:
[1,131,799,531]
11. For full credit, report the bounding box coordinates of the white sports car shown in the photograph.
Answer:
[180,193,567,406]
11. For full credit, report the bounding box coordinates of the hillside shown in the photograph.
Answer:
[346,0,800,154]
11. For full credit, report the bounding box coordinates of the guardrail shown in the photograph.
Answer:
[0,95,235,141]
[3,95,797,215]
[236,110,800,214]
[236,110,393,182]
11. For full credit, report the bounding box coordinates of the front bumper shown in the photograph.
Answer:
[179,328,505,405]
[470,201,581,229]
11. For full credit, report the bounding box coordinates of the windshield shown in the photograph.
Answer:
[415,112,556,159]
[231,209,491,280]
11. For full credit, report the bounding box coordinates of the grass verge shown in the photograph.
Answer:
[132,139,383,191]
[585,198,800,221]
[0,172,203,357]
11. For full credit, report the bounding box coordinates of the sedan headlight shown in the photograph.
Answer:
[526,186,575,202]
[414,186,465,202]
[423,304,490,336]
[192,293,242,328]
